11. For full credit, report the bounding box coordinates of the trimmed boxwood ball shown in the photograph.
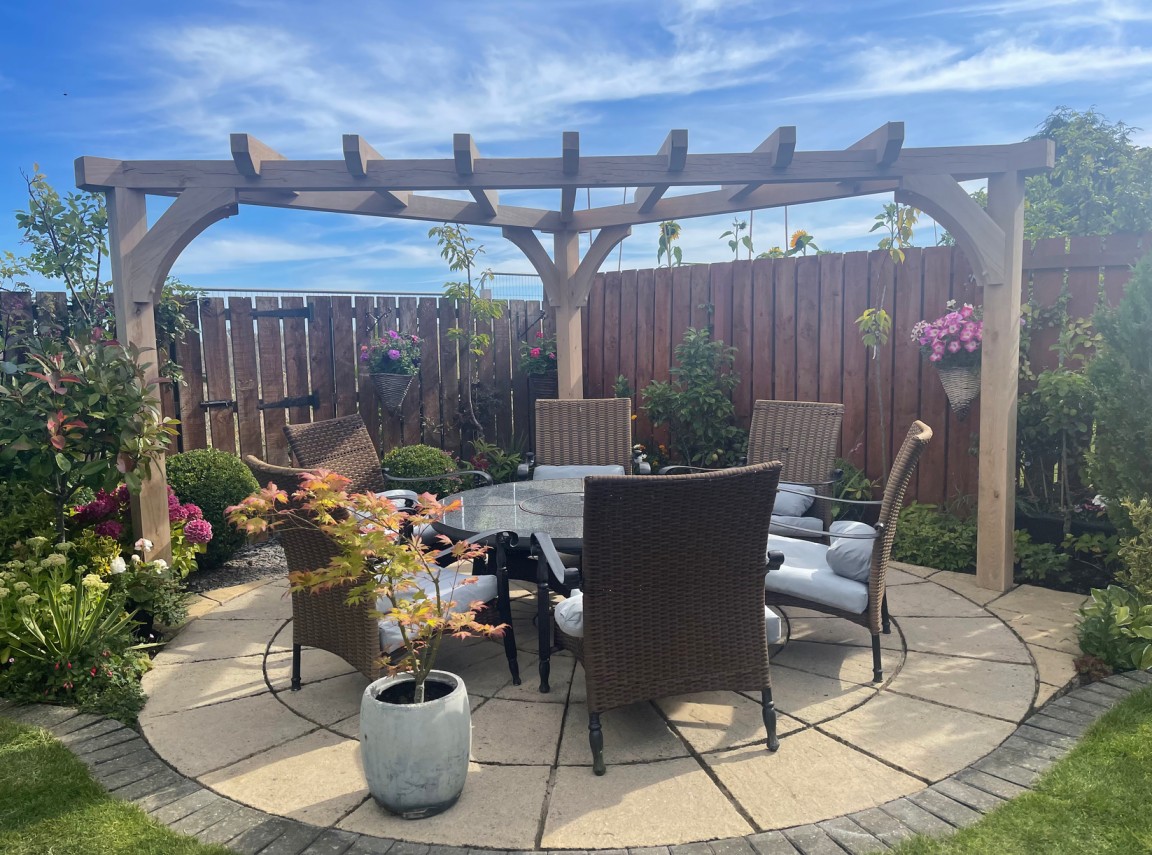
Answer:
[167,448,259,569]
[380,444,461,496]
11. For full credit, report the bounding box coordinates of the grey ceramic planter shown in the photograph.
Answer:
[360,671,471,819]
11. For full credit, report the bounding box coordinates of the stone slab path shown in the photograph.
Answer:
[3,562,1118,855]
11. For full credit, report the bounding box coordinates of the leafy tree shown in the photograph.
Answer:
[428,224,502,441]
[1025,107,1152,239]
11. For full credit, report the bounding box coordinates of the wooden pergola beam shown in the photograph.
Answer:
[726,126,797,201]
[230,134,284,177]
[634,129,688,213]
[850,122,905,166]
[560,131,579,223]
[454,133,499,218]
[342,134,410,208]
[78,138,1052,195]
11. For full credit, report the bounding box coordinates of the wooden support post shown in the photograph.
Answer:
[976,171,1025,592]
[106,188,172,562]
[553,230,583,399]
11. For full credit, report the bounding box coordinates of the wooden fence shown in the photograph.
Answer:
[3,232,1147,504]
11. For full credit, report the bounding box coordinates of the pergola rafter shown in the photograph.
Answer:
[81,122,1053,594]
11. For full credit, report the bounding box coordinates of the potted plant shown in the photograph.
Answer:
[521,329,558,398]
[227,470,506,819]
[361,330,420,412]
[910,301,983,418]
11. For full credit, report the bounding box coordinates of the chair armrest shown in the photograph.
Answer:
[516,452,535,481]
[769,519,881,539]
[379,489,420,509]
[632,448,651,475]
[766,550,785,572]
[779,468,845,490]
[429,529,518,566]
[531,532,581,590]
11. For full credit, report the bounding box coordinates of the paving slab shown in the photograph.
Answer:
[193,805,271,846]
[200,583,293,620]
[783,617,902,650]
[202,728,366,826]
[141,691,317,777]
[781,824,846,854]
[656,691,802,754]
[1035,682,1063,706]
[1028,644,1078,691]
[925,571,1008,606]
[746,831,802,854]
[887,652,1034,721]
[202,578,275,604]
[266,648,360,691]
[494,653,575,703]
[470,697,565,764]
[821,693,1016,780]
[339,764,549,849]
[277,671,370,726]
[849,806,916,847]
[885,582,988,618]
[705,729,921,830]
[817,816,890,854]
[559,701,689,765]
[141,654,270,717]
[988,586,1085,654]
[888,561,938,579]
[883,568,926,587]
[899,617,1031,663]
[768,667,877,725]
[878,799,953,837]
[543,757,752,848]
[770,641,891,684]
[153,618,291,663]
[907,789,982,827]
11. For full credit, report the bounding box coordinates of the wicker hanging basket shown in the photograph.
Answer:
[370,373,415,413]
[936,362,980,420]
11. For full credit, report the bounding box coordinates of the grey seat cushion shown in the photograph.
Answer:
[774,483,816,517]
[769,515,824,537]
[534,464,626,480]
[376,566,498,653]
[763,534,868,614]
[555,592,783,644]
[826,521,877,583]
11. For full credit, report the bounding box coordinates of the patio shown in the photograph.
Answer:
[134,561,1086,852]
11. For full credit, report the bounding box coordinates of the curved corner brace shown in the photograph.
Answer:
[896,175,1004,288]
[571,226,632,305]
[501,226,562,302]
[128,188,240,303]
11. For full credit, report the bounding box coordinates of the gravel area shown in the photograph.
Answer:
[184,538,287,593]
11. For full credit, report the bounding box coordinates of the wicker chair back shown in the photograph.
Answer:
[748,400,843,527]
[283,415,388,494]
[534,398,634,470]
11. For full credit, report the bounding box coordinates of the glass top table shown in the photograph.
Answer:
[434,478,585,543]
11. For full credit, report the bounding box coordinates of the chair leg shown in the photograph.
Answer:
[871,635,883,683]
[291,644,302,691]
[589,712,606,775]
[761,687,780,752]
[537,575,552,694]
[493,552,521,686]
[881,594,891,634]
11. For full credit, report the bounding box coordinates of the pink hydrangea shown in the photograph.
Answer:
[94,520,123,539]
[169,503,189,523]
[184,518,213,544]
[182,503,203,520]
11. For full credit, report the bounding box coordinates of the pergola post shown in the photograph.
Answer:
[552,230,583,399]
[106,188,172,562]
[977,171,1026,591]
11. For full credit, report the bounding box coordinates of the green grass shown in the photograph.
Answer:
[892,685,1152,854]
[0,717,230,855]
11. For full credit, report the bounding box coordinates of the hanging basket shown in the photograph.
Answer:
[936,362,980,420]
[371,373,415,413]
[527,372,559,402]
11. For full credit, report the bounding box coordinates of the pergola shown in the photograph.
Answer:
[77,122,1053,591]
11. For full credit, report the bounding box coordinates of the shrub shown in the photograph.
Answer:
[892,502,977,571]
[380,444,461,496]
[1076,586,1152,674]
[1089,251,1152,526]
[166,449,257,569]
[642,327,745,467]
[0,479,54,554]
[1118,498,1152,595]
[832,457,878,522]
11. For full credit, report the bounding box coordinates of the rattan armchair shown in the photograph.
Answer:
[517,398,650,480]
[763,420,932,683]
[243,455,521,690]
[661,400,844,536]
[283,414,493,494]
[532,462,785,774]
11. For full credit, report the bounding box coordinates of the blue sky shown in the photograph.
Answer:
[2,0,1151,295]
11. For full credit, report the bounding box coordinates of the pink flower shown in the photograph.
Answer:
[169,503,189,523]
[932,341,946,354]
[960,304,974,319]
[387,349,401,360]
[929,353,942,362]
[184,518,213,545]
[94,520,123,539]
[548,352,556,359]
[530,347,541,358]
[182,503,203,520]
[948,340,962,353]
[959,323,976,342]
[387,330,399,339]
[535,331,545,339]
[964,341,978,352]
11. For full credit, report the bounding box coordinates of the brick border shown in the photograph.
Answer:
[3,671,1150,855]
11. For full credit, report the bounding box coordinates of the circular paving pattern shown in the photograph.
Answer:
[139,566,1085,850]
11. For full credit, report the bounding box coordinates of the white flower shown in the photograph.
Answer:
[152,559,168,573]
[131,554,143,565]
[110,557,127,575]
[135,538,153,553]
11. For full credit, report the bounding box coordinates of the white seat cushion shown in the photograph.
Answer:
[533,464,625,480]
[770,515,824,537]
[774,483,816,517]
[376,563,498,653]
[554,591,783,644]
[763,534,868,614]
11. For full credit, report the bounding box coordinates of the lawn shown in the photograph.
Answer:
[892,685,1152,854]
[0,716,229,855]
